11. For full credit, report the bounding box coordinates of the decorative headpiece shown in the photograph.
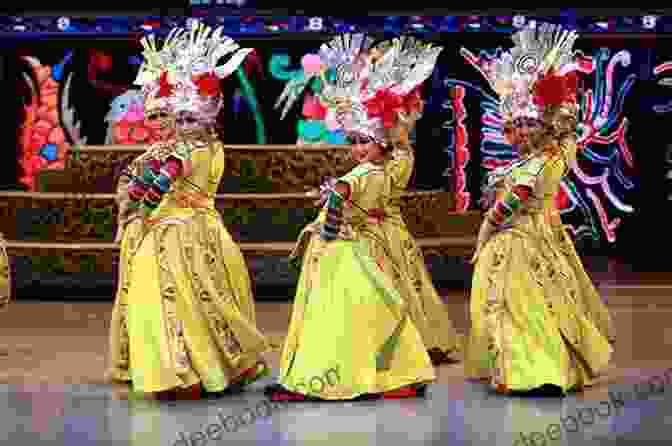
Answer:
[133,20,253,125]
[276,34,442,144]
[461,22,589,125]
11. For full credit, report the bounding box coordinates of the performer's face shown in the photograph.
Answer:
[363,142,385,163]
[175,111,202,132]
[145,109,176,139]
[514,126,531,145]
[348,133,371,162]
[350,139,383,164]
[350,142,368,162]
[504,120,539,148]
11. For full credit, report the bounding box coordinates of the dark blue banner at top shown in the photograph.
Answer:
[0,14,668,37]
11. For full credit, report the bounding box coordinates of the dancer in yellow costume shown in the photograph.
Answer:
[377,85,461,365]
[0,233,10,312]
[461,23,612,395]
[266,34,437,401]
[107,20,270,399]
[275,36,461,366]
[482,118,615,345]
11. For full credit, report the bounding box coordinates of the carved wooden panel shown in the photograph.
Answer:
[63,145,356,193]
[0,191,474,243]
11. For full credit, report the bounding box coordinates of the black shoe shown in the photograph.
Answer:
[202,382,246,399]
[350,393,382,401]
[510,384,565,397]
[264,383,285,396]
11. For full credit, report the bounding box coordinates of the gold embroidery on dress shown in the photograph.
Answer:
[118,304,130,368]
[154,226,193,375]
[168,313,191,375]
[217,319,243,356]
[192,260,244,362]
[483,242,509,386]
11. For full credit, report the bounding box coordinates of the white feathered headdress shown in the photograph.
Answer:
[133,19,253,124]
[461,22,588,124]
[276,33,442,143]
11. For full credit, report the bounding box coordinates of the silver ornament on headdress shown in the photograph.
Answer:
[275,33,441,143]
[134,19,252,122]
[461,22,580,121]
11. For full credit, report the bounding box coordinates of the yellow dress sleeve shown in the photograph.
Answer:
[386,146,414,189]
[385,119,417,189]
[559,137,578,166]
[182,145,212,192]
[114,175,133,242]
[512,156,546,188]
[205,141,226,196]
[338,163,372,203]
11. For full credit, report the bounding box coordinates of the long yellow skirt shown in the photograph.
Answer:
[555,226,615,343]
[0,233,9,312]
[279,235,435,399]
[380,219,461,358]
[466,224,612,393]
[107,213,270,393]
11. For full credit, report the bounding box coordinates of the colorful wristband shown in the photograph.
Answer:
[320,190,344,241]
[488,186,531,226]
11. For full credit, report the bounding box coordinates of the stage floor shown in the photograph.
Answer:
[1,277,671,445]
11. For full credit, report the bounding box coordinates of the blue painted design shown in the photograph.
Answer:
[326,129,347,144]
[301,120,325,140]
[39,144,58,161]
[51,51,73,81]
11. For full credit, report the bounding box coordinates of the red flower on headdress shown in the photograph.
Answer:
[157,71,174,98]
[193,72,221,97]
[533,71,579,107]
[364,89,404,128]
[402,86,424,114]
[364,85,425,128]
[365,89,402,127]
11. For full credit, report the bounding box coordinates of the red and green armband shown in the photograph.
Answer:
[320,190,344,241]
[487,185,532,226]
[142,157,184,211]
[320,183,350,241]
[154,157,183,193]
[127,159,162,209]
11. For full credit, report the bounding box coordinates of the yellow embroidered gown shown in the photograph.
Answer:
[280,162,435,399]
[466,140,612,392]
[485,163,615,344]
[382,138,461,360]
[0,233,10,311]
[108,139,270,393]
[553,222,615,343]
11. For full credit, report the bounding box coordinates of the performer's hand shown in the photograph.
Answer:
[469,249,480,264]
[288,255,302,272]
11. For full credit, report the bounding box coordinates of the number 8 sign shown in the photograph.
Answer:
[308,17,323,31]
